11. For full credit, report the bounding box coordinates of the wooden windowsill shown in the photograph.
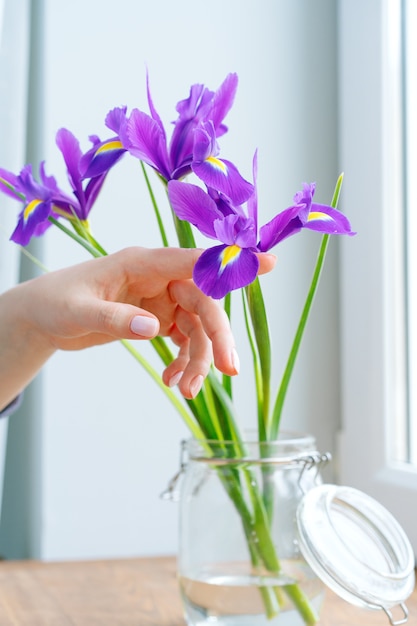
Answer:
[0,556,414,625]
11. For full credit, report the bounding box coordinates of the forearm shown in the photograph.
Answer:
[0,284,56,411]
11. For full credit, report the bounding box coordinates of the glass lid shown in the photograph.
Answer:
[296,484,415,623]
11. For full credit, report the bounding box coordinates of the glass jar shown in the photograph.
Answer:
[177,432,325,626]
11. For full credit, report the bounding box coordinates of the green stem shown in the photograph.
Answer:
[0,178,25,199]
[48,217,104,258]
[245,279,271,434]
[242,289,266,441]
[172,212,197,248]
[216,463,318,623]
[247,469,319,622]
[140,162,170,247]
[200,378,226,440]
[222,293,233,398]
[156,176,197,249]
[211,465,281,618]
[150,337,230,442]
[284,585,320,625]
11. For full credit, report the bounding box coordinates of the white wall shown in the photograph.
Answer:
[0,0,339,560]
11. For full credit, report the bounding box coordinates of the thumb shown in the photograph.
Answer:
[88,301,160,339]
[257,253,276,275]
[129,312,160,338]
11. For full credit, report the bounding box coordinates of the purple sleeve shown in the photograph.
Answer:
[0,394,22,417]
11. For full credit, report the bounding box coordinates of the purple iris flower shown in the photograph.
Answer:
[55,127,114,221]
[170,74,235,172]
[123,73,253,203]
[257,181,354,251]
[0,163,75,245]
[191,121,254,205]
[0,126,121,246]
[168,157,355,299]
[79,107,127,179]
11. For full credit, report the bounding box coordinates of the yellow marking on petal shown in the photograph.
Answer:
[206,156,227,173]
[308,211,332,222]
[221,244,241,268]
[96,140,123,154]
[24,199,42,221]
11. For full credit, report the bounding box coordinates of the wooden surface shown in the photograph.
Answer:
[0,556,414,625]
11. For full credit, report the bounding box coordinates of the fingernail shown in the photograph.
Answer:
[168,371,184,388]
[231,348,240,374]
[130,315,159,338]
[189,374,204,398]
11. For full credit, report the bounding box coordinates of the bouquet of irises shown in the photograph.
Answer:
[0,73,354,623]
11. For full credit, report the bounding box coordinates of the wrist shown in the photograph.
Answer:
[0,283,56,408]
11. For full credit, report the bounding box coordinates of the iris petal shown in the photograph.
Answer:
[10,199,51,245]
[84,174,107,215]
[192,158,253,205]
[81,139,125,179]
[170,84,208,170]
[146,72,168,142]
[192,121,253,204]
[168,180,222,239]
[258,206,303,251]
[56,128,83,199]
[304,203,355,235]
[193,245,259,299]
[18,164,51,202]
[214,214,257,248]
[127,109,171,180]
[170,74,237,169]
[56,129,106,220]
[0,169,21,200]
[105,106,128,134]
[208,73,238,134]
[23,199,42,221]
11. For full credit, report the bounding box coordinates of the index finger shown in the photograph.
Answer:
[121,247,202,281]
[120,248,275,282]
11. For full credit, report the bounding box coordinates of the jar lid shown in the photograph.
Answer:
[296,484,415,622]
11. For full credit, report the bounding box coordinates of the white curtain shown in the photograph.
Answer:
[0,0,30,517]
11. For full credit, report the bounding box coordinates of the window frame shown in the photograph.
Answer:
[404,0,417,465]
[337,0,417,555]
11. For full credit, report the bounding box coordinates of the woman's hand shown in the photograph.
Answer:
[0,246,276,409]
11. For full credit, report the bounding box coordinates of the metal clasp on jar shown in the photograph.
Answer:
[297,451,332,494]
[160,439,187,502]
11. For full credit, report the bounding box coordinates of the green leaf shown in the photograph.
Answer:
[245,278,271,437]
[140,162,170,247]
[242,289,266,441]
[172,212,197,248]
[222,293,233,398]
[269,173,344,439]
